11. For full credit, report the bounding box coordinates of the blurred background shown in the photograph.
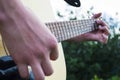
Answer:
[51,0,120,80]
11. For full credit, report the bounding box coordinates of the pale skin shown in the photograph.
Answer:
[0,0,110,80]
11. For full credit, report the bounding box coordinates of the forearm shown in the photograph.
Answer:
[67,34,88,42]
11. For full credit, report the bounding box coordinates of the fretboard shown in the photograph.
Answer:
[45,19,98,42]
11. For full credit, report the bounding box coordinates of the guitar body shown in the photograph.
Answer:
[21,0,66,80]
[0,0,97,79]
[0,36,6,56]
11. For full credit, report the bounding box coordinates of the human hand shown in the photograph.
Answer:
[70,13,110,44]
[0,8,58,80]
[84,13,110,43]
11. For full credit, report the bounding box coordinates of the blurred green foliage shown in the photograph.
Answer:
[63,34,120,80]
[57,4,120,80]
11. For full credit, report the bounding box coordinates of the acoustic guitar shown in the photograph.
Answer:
[0,0,98,80]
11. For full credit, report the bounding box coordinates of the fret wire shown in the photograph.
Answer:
[85,20,89,32]
[60,21,65,41]
[60,23,64,41]
[56,22,60,38]
[47,23,58,39]
[54,22,61,39]
[88,20,93,31]
[55,22,60,41]
[56,22,60,41]
[75,21,81,35]
[75,21,78,37]
[81,20,85,34]
[72,20,77,38]
[74,20,78,36]
[66,21,70,40]
[82,20,86,34]
[81,20,85,33]
[60,22,64,41]
[58,22,62,41]
[79,20,86,33]
[67,21,72,39]
[71,20,75,39]
[67,21,71,39]
[64,22,69,41]
[65,20,72,40]
[67,21,70,38]
[49,23,53,32]
[62,22,66,40]
[69,21,73,39]
[56,22,63,41]
[57,22,61,37]
[88,19,95,32]
[51,23,57,35]
[63,21,66,40]
[52,23,56,37]
[91,19,95,31]
[74,20,77,36]
[46,23,53,33]
[79,19,88,34]
[65,21,69,40]
[85,20,88,32]
[69,20,73,38]
[73,21,77,37]
[75,20,79,37]
[61,21,65,41]
[78,20,81,35]
[50,23,56,37]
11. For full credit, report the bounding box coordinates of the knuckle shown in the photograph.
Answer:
[38,50,46,59]
[49,38,58,49]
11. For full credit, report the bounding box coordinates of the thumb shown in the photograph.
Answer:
[92,13,102,19]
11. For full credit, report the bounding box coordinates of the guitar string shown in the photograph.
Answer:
[46,19,96,42]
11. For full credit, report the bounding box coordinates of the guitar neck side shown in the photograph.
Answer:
[45,19,97,42]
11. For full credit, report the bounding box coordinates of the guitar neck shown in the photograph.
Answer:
[45,19,98,42]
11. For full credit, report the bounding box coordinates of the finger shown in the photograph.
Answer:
[102,33,108,44]
[0,12,7,22]
[98,25,110,35]
[41,58,53,76]
[17,64,29,79]
[31,61,45,80]
[96,20,110,34]
[99,33,108,44]
[50,46,59,60]
[92,13,102,19]
[96,20,107,26]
